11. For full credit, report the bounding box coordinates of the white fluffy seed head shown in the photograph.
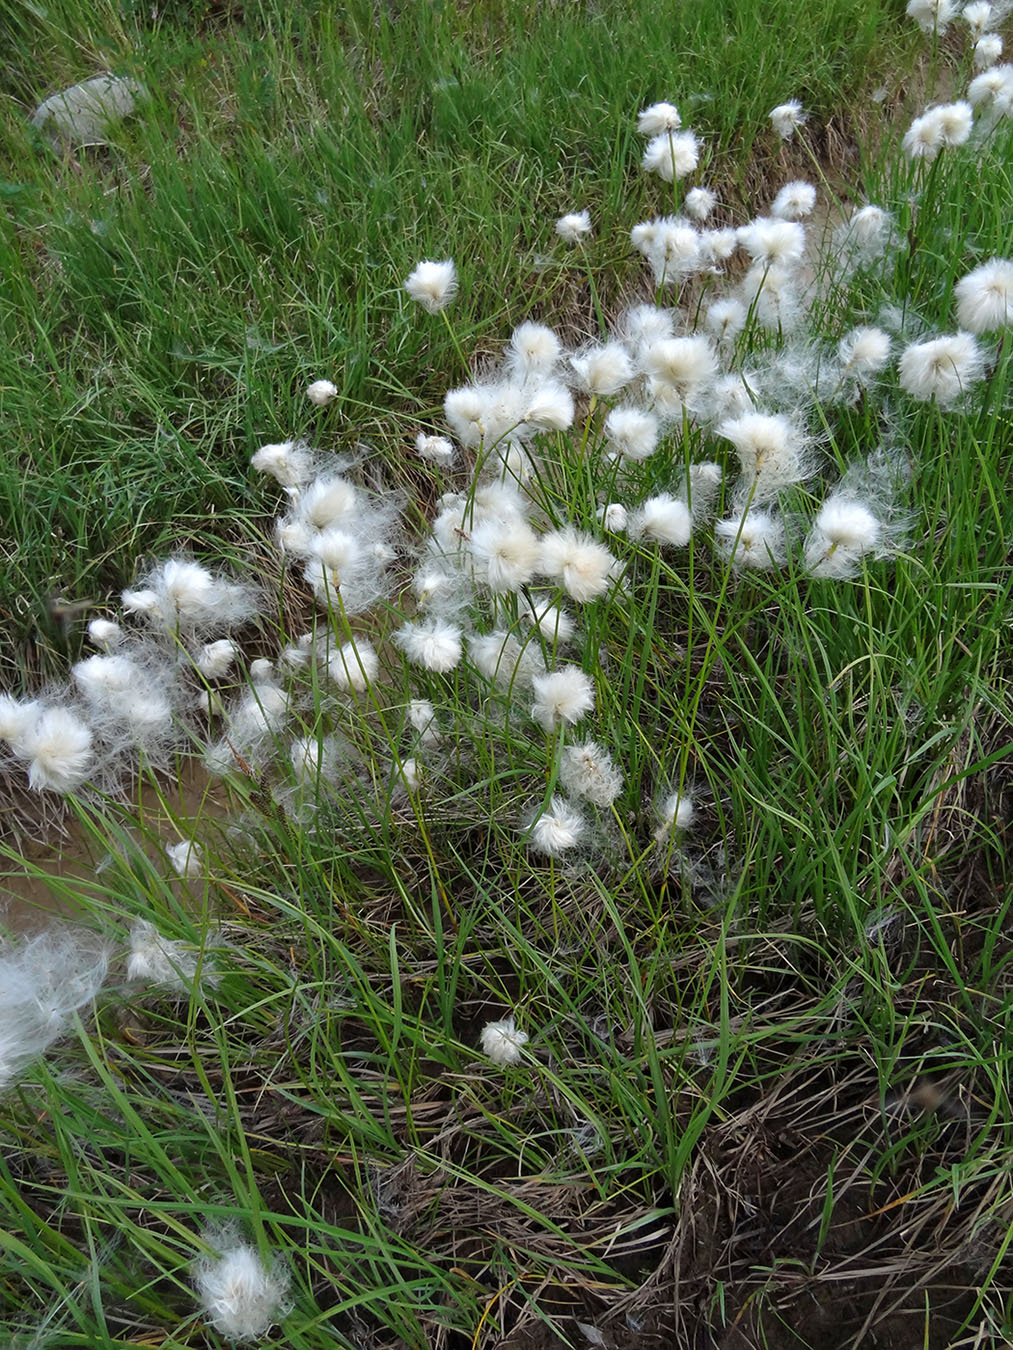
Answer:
[194,1240,290,1343]
[968,64,1013,110]
[197,639,240,679]
[698,228,739,265]
[127,919,212,991]
[642,129,699,182]
[0,695,41,742]
[898,332,985,405]
[524,380,575,431]
[555,210,592,243]
[629,495,693,547]
[166,840,202,879]
[604,406,660,462]
[569,343,635,397]
[804,499,882,578]
[250,440,314,488]
[954,258,1013,332]
[468,518,540,593]
[839,326,892,376]
[416,432,455,464]
[705,298,748,344]
[637,101,681,135]
[644,336,718,404]
[468,630,543,688]
[616,304,675,358]
[719,412,813,502]
[506,322,562,381]
[684,186,717,221]
[404,258,458,313]
[530,666,594,732]
[737,217,806,267]
[326,639,379,692]
[596,502,629,533]
[408,698,441,745]
[963,2,994,36]
[714,510,787,570]
[975,33,1003,69]
[903,108,945,160]
[538,528,617,603]
[305,379,338,407]
[520,593,576,644]
[480,1016,528,1064]
[770,180,816,221]
[559,739,623,808]
[87,618,123,648]
[394,620,463,673]
[296,476,358,530]
[770,100,806,139]
[655,789,694,840]
[906,0,958,34]
[644,216,701,286]
[11,707,93,794]
[528,795,587,857]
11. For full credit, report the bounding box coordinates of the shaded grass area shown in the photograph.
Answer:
[0,0,910,684]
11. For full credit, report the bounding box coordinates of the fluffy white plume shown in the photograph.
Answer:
[404,259,458,313]
[193,1236,291,1342]
[479,1016,528,1064]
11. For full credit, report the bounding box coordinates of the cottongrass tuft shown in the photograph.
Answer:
[530,667,595,732]
[555,210,592,243]
[11,706,94,793]
[193,1234,291,1342]
[641,129,699,182]
[394,620,463,673]
[127,919,216,992]
[954,258,1013,332]
[558,739,623,808]
[415,432,455,464]
[538,528,617,603]
[404,259,458,314]
[305,379,338,407]
[479,1016,528,1065]
[528,795,587,857]
[251,439,314,488]
[655,788,694,841]
[898,332,985,405]
[769,99,806,140]
[166,839,203,879]
[636,101,681,135]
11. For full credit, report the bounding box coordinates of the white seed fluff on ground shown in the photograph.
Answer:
[480,1016,528,1064]
[194,1241,290,1343]
[528,795,587,856]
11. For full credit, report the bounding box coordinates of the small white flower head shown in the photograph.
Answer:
[296,475,358,530]
[480,1016,528,1064]
[506,322,562,381]
[469,517,540,593]
[87,618,123,648]
[596,502,629,533]
[127,558,258,633]
[837,204,895,262]
[524,379,575,431]
[644,215,701,286]
[530,666,595,732]
[955,258,1013,332]
[408,698,441,746]
[963,1,993,36]
[396,757,422,792]
[616,304,675,359]
[705,298,748,345]
[655,788,694,842]
[528,795,587,857]
[555,210,592,243]
[714,509,787,570]
[906,0,958,34]
[936,100,973,147]
[838,326,892,382]
[127,919,212,991]
[804,498,882,578]
[718,412,814,503]
[404,258,458,314]
[559,739,623,808]
[686,462,725,518]
[468,630,543,688]
[975,32,1003,69]
[197,639,239,680]
[968,63,1013,111]
[305,379,338,407]
[443,386,489,447]
[645,335,718,408]
[194,1237,290,1342]
[394,620,463,673]
[520,593,576,644]
[166,839,202,879]
[0,695,41,742]
[642,129,699,182]
[538,528,617,603]
[604,406,660,462]
[737,217,806,267]
[770,100,806,140]
[326,639,379,692]
[415,432,455,464]
[250,440,314,489]
[770,180,817,221]
[637,101,681,135]
[898,332,985,405]
[902,108,946,160]
[698,227,740,266]
[569,342,635,398]
[629,494,693,548]
[684,186,717,222]
[11,707,93,794]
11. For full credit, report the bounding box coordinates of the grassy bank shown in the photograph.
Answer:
[2,2,1013,1348]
